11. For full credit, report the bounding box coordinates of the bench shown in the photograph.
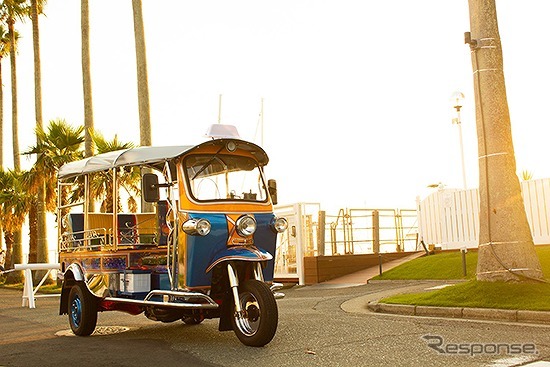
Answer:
[14,263,61,309]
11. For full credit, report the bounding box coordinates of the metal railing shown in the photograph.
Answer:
[322,208,418,255]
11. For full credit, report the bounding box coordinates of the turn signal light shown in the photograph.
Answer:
[182,219,211,236]
[271,217,288,233]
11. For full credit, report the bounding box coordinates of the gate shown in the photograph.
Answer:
[274,204,417,284]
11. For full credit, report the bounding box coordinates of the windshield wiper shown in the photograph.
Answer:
[191,146,225,180]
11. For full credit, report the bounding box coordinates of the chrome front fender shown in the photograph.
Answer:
[205,246,273,274]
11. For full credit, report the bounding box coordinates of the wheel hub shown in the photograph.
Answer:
[246,304,260,322]
[70,296,82,327]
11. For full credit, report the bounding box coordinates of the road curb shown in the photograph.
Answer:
[367,301,550,325]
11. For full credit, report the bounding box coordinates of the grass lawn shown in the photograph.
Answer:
[373,251,478,280]
[378,246,550,310]
[382,280,550,311]
[0,278,61,294]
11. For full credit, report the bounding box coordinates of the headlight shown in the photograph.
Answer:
[236,215,257,237]
[271,217,288,233]
[182,219,211,236]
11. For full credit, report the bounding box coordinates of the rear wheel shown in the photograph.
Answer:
[231,279,278,347]
[68,282,97,336]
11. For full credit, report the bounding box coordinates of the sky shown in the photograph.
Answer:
[4,0,550,213]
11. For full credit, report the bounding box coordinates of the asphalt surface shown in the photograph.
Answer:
[2,282,550,367]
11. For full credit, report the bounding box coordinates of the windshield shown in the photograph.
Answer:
[184,154,268,202]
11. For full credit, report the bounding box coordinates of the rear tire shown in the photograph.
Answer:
[231,279,278,347]
[68,282,98,336]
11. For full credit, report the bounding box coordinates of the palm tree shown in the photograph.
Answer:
[24,119,85,269]
[81,0,94,158]
[132,0,152,147]
[0,0,29,173]
[0,169,31,283]
[467,0,543,282]
[0,25,11,170]
[131,0,153,214]
[1,0,28,283]
[521,170,533,181]
[19,169,39,264]
[25,119,85,209]
[0,170,11,268]
[0,25,19,167]
[30,0,48,268]
[0,25,13,254]
[30,0,45,130]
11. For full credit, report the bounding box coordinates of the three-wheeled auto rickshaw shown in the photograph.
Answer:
[57,130,287,347]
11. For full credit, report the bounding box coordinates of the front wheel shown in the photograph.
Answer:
[68,282,98,336]
[231,279,278,347]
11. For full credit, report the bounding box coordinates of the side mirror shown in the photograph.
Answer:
[142,173,160,203]
[268,179,278,205]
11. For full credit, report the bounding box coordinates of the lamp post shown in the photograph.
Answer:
[451,91,467,189]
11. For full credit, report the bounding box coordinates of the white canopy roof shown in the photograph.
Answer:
[58,146,194,179]
[57,139,268,179]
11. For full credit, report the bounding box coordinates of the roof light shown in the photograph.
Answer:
[205,124,240,139]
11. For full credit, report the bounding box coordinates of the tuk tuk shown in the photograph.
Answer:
[56,128,287,347]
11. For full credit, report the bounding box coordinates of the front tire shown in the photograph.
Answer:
[231,279,278,347]
[68,282,98,336]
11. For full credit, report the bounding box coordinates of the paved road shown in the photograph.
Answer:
[1,282,550,367]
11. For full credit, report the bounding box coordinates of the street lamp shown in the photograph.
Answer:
[451,91,467,189]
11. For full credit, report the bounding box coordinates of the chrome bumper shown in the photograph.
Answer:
[104,289,219,309]
[270,282,285,299]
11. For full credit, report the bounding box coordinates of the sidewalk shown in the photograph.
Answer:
[316,251,426,287]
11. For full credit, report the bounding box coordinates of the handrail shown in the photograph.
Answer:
[325,208,418,255]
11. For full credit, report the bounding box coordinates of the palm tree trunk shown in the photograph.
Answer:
[5,229,23,284]
[4,231,13,270]
[468,0,543,282]
[132,0,151,147]
[81,0,95,213]
[132,0,153,213]
[31,0,43,130]
[7,16,23,283]
[81,0,94,158]
[0,61,4,253]
[28,202,38,263]
[31,0,49,270]
[0,60,3,169]
[36,183,47,262]
[8,19,20,172]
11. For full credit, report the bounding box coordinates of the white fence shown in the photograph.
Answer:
[417,178,550,249]
[522,178,550,244]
